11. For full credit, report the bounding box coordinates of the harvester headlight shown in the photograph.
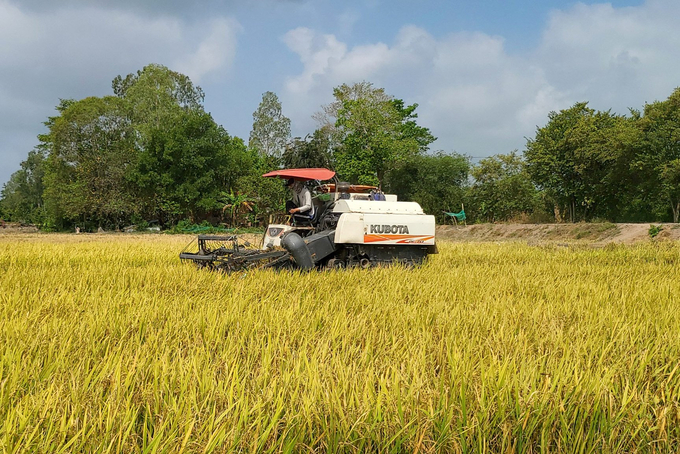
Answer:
[268,227,284,237]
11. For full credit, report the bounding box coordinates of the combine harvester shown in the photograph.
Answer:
[180,168,437,271]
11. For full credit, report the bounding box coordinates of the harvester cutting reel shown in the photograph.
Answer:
[179,235,291,272]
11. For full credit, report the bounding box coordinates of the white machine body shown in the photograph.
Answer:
[332,199,435,245]
[261,194,435,249]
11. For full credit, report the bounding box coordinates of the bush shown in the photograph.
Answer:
[649,224,663,238]
[166,219,264,235]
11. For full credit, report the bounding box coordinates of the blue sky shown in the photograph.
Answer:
[2,0,677,187]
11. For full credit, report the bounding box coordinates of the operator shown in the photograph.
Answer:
[285,178,315,222]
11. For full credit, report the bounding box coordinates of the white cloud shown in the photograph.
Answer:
[538,0,680,110]
[0,2,240,89]
[337,10,360,36]
[281,0,680,157]
[174,18,242,83]
[281,27,348,94]
[281,25,559,155]
[0,0,240,185]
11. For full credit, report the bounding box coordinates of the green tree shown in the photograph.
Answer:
[525,103,590,222]
[37,65,241,229]
[113,63,205,132]
[638,88,680,222]
[660,161,680,222]
[43,96,137,229]
[0,149,46,223]
[386,152,469,222]
[392,99,436,153]
[113,64,253,226]
[314,81,392,135]
[131,111,250,225]
[525,103,634,222]
[249,91,291,159]
[6,65,261,230]
[219,190,255,227]
[282,129,334,170]
[234,153,287,226]
[469,152,539,222]
[323,82,436,185]
[113,64,244,225]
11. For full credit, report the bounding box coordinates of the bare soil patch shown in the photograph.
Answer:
[0,222,39,234]
[437,223,680,245]
[2,222,678,246]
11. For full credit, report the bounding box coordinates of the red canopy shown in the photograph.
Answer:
[261,168,336,181]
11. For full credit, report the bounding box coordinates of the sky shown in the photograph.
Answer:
[1,0,679,187]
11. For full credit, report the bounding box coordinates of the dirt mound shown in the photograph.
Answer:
[437,223,680,245]
[1,222,677,246]
[0,222,39,234]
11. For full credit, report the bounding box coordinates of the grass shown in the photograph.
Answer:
[1,234,680,452]
[572,223,619,240]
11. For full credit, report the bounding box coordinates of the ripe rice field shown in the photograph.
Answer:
[1,233,680,453]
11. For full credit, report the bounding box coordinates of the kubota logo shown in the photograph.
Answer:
[369,224,410,234]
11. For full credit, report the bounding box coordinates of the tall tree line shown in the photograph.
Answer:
[523,90,680,223]
[2,63,680,228]
[1,65,263,230]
